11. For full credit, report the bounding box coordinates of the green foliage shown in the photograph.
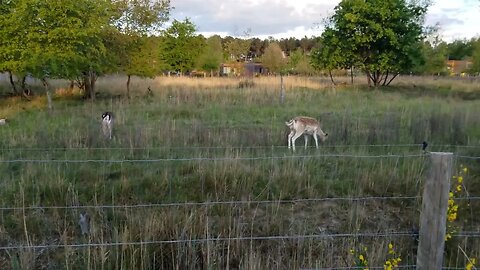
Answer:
[3,0,110,80]
[470,39,480,74]
[111,0,171,35]
[224,37,252,62]
[313,0,428,86]
[446,39,475,60]
[160,18,203,73]
[414,40,448,75]
[196,35,224,73]
[261,42,287,74]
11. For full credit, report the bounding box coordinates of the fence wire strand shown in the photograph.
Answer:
[0,196,423,211]
[1,231,479,251]
[0,153,427,164]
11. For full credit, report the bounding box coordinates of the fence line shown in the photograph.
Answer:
[0,231,417,251]
[1,143,479,151]
[0,153,426,164]
[455,155,480,160]
[0,196,423,211]
[1,232,478,251]
[0,143,423,151]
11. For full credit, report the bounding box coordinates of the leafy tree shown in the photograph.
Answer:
[160,19,203,74]
[261,42,287,74]
[196,35,223,76]
[315,0,428,87]
[109,0,171,98]
[224,37,252,62]
[471,39,480,75]
[112,0,171,35]
[0,0,111,99]
[311,33,352,85]
[446,39,475,60]
[262,42,288,103]
[415,40,448,75]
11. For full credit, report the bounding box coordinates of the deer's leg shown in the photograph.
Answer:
[291,132,303,151]
[288,130,295,149]
[313,131,319,149]
[304,134,308,149]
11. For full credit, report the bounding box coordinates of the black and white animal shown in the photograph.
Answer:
[285,116,328,151]
[101,112,114,139]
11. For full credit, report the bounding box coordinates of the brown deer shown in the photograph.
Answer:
[286,116,328,151]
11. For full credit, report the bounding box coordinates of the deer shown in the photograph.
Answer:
[285,116,328,151]
[101,112,114,139]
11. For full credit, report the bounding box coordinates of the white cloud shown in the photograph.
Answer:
[170,0,480,41]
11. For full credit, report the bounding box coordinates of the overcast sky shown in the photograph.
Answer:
[170,0,480,42]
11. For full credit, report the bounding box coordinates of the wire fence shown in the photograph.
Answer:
[0,153,478,163]
[0,196,425,211]
[0,143,479,151]
[0,232,479,251]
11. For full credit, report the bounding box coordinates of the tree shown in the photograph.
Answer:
[0,0,111,99]
[109,0,171,98]
[160,19,203,74]
[470,39,480,75]
[311,33,352,85]
[315,0,428,87]
[262,42,287,74]
[224,37,252,62]
[415,40,448,75]
[446,39,475,60]
[196,35,224,76]
[262,42,288,103]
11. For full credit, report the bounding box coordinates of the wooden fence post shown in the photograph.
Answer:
[416,152,453,269]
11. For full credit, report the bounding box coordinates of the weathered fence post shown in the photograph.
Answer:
[416,152,453,269]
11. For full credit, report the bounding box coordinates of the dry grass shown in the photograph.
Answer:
[0,74,479,269]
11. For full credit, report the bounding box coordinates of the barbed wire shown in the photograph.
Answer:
[455,155,480,160]
[0,143,479,151]
[0,231,478,251]
[0,143,423,151]
[0,231,416,251]
[0,153,426,164]
[0,196,422,211]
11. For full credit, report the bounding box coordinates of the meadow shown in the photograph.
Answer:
[0,75,479,269]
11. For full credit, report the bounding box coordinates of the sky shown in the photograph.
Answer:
[170,0,480,42]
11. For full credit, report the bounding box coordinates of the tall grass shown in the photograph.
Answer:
[0,75,479,269]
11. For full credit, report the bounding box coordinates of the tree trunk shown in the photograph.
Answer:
[382,70,389,86]
[350,67,354,85]
[42,78,53,111]
[21,75,31,99]
[69,80,75,91]
[126,74,131,99]
[386,73,399,86]
[328,70,336,86]
[367,72,372,87]
[8,71,18,94]
[83,72,92,100]
[83,71,97,100]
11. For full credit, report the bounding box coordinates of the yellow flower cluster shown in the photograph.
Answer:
[384,243,402,270]
[446,165,467,241]
[466,258,476,270]
[350,246,369,269]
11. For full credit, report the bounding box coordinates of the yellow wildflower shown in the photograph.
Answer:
[463,167,468,173]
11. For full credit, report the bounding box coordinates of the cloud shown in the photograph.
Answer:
[171,0,335,37]
[170,0,479,41]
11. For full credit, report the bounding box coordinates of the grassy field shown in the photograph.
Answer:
[0,75,479,269]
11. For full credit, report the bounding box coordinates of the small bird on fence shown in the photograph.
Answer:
[422,141,428,153]
[79,212,91,236]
